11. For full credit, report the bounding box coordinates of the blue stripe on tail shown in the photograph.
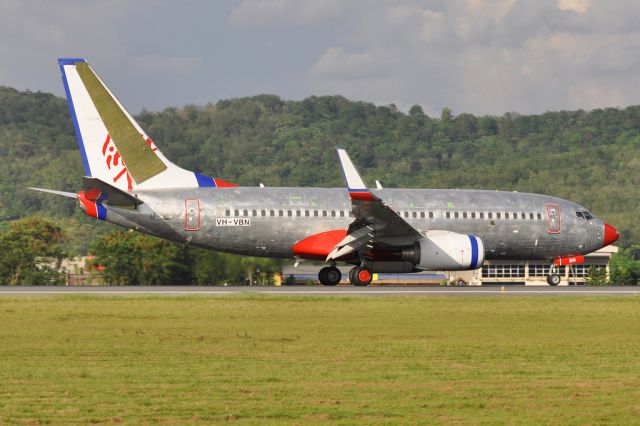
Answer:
[58,58,91,176]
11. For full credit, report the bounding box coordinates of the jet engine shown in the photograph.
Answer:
[401,231,484,271]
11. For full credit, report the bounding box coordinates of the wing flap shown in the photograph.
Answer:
[326,225,374,261]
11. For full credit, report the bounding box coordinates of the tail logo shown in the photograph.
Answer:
[101,134,133,190]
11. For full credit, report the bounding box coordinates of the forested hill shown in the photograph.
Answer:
[1,85,639,248]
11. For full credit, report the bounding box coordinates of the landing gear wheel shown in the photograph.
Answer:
[348,267,357,284]
[318,266,341,286]
[349,266,372,286]
[547,274,561,286]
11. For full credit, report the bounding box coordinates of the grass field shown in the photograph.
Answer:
[0,295,639,424]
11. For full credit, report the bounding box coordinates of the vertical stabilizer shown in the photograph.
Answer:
[58,58,236,190]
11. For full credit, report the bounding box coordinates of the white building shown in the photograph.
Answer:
[454,245,618,286]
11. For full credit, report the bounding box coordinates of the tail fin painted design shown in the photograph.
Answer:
[58,58,237,190]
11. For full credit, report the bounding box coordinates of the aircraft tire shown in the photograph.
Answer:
[547,274,561,286]
[348,267,357,284]
[350,266,372,286]
[319,266,341,286]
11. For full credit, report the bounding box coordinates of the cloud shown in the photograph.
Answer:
[2,1,640,115]
[229,0,347,27]
[557,0,592,14]
[127,55,203,76]
[309,47,390,79]
[295,0,640,115]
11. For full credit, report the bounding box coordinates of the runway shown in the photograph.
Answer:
[0,285,639,296]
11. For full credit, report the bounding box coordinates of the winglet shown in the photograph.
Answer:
[336,148,376,201]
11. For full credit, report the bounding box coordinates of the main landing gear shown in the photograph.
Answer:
[348,266,373,286]
[318,266,342,286]
[317,265,373,286]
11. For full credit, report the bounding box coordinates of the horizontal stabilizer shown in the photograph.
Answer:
[28,187,77,198]
[82,176,143,207]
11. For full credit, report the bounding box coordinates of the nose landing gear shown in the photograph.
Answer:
[546,273,561,286]
[547,264,561,286]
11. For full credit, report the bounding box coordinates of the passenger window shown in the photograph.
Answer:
[428,212,434,219]
[521,213,525,219]
[296,211,301,217]
[454,212,459,219]
[537,213,542,220]
[304,210,309,217]
[279,210,283,217]
[243,209,248,216]
[270,210,275,216]
[471,212,476,219]
[225,210,230,217]
[288,210,292,217]
[234,209,239,216]
[446,212,451,219]
[529,213,534,220]
[412,212,417,218]
[505,213,509,219]
[479,212,484,219]
[261,210,266,216]
[314,210,318,217]
[323,211,327,217]
[463,212,467,219]
[420,212,425,219]
[331,211,336,217]
[488,212,492,219]
[496,213,501,219]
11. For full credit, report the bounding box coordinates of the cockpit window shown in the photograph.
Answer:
[576,210,594,220]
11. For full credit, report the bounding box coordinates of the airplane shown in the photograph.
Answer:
[32,58,620,286]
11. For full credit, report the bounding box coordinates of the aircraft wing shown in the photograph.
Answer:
[327,149,422,261]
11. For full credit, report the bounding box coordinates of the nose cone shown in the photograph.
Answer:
[603,223,620,247]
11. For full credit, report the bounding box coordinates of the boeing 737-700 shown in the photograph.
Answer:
[32,58,619,286]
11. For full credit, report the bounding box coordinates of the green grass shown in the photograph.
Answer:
[1,295,639,424]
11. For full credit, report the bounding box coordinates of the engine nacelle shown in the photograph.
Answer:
[403,231,484,271]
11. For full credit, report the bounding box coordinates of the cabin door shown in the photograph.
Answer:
[546,204,561,234]
[185,199,200,231]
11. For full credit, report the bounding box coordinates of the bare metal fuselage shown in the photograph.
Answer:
[103,187,605,263]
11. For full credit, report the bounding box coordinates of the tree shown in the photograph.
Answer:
[89,231,189,285]
[0,216,67,285]
[586,266,608,286]
[609,251,640,285]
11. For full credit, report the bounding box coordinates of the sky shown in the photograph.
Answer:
[1,0,640,116]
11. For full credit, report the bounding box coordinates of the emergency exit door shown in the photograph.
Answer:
[184,199,200,231]
[546,203,561,234]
